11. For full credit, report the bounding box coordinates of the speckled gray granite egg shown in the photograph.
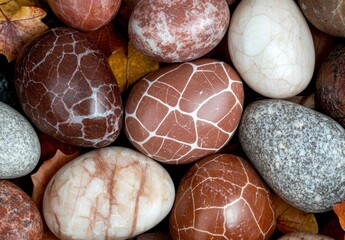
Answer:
[239,99,345,213]
[0,101,40,178]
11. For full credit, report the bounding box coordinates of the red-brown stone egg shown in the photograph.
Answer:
[128,0,230,62]
[169,154,276,240]
[15,27,123,148]
[125,58,244,164]
[47,0,122,31]
[0,180,43,239]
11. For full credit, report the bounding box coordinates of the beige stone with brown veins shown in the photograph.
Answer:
[43,146,175,240]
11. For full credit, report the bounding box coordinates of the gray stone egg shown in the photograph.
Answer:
[0,101,40,178]
[239,99,345,213]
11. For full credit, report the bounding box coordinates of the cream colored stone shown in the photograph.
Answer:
[43,147,175,240]
[228,0,315,98]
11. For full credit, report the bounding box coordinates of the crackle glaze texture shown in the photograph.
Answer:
[169,154,276,240]
[43,147,175,240]
[128,0,230,62]
[15,27,123,148]
[0,101,40,179]
[0,180,43,240]
[316,44,345,128]
[239,99,345,213]
[47,0,122,31]
[299,0,345,38]
[125,59,244,164]
[228,0,315,98]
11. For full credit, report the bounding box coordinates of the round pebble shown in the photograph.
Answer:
[0,101,40,179]
[239,99,345,213]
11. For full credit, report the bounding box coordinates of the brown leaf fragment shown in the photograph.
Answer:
[333,200,345,231]
[0,1,48,62]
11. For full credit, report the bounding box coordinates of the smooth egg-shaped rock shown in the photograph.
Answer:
[316,44,345,128]
[43,147,175,240]
[47,0,122,31]
[0,180,43,239]
[239,99,345,213]
[128,0,230,62]
[278,232,334,240]
[15,27,123,148]
[125,58,244,164]
[228,0,315,98]
[0,101,40,179]
[169,154,276,240]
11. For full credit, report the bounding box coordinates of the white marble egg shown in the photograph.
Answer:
[228,0,315,98]
[43,147,175,240]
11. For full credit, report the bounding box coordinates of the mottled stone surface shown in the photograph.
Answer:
[0,71,18,108]
[316,44,345,128]
[299,0,345,38]
[15,27,123,148]
[228,0,315,98]
[43,147,175,240]
[125,59,244,164]
[128,0,230,62]
[47,0,121,31]
[239,99,345,213]
[0,101,40,179]
[169,154,276,240]
[0,180,43,239]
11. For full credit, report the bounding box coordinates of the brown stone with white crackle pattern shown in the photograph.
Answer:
[169,154,276,240]
[15,27,123,148]
[316,44,345,128]
[47,0,121,31]
[124,58,244,164]
[128,0,230,62]
[0,180,43,240]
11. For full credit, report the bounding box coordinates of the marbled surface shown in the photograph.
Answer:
[43,147,175,240]
[0,180,43,239]
[239,99,345,213]
[169,154,276,240]
[125,59,244,164]
[15,27,123,148]
[128,0,230,62]
[228,0,315,98]
[0,101,40,179]
[47,0,122,31]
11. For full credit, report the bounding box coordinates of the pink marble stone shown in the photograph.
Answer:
[125,58,244,164]
[128,0,230,62]
[169,154,276,240]
[15,27,123,148]
[43,147,175,240]
[0,180,43,239]
[47,0,122,31]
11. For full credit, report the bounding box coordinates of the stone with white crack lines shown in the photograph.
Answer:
[239,99,345,213]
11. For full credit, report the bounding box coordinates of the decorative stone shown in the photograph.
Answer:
[47,0,122,31]
[316,44,345,128]
[169,154,276,240]
[228,0,315,98]
[128,0,230,62]
[239,99,345,213]
[0,71,18,108]
[298,0,345,38]
[15,27,123,148]
[43,147,175,240]
[278,232,334,240]
[0,180,43,239]
[0,101,40,179]
[125,58,244,164]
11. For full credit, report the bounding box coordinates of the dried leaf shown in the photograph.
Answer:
[273,193,318,234]
[333,200,345,231]
[0,0,48,62]
[31,150,79,208]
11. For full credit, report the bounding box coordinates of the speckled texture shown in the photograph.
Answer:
[0,101,40,179]
[0,180,43,239]
[128,0,230,62]
[239,99,345,213]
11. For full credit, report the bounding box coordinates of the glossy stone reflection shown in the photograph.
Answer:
[169,154,276,240]
[15,27,123,148]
